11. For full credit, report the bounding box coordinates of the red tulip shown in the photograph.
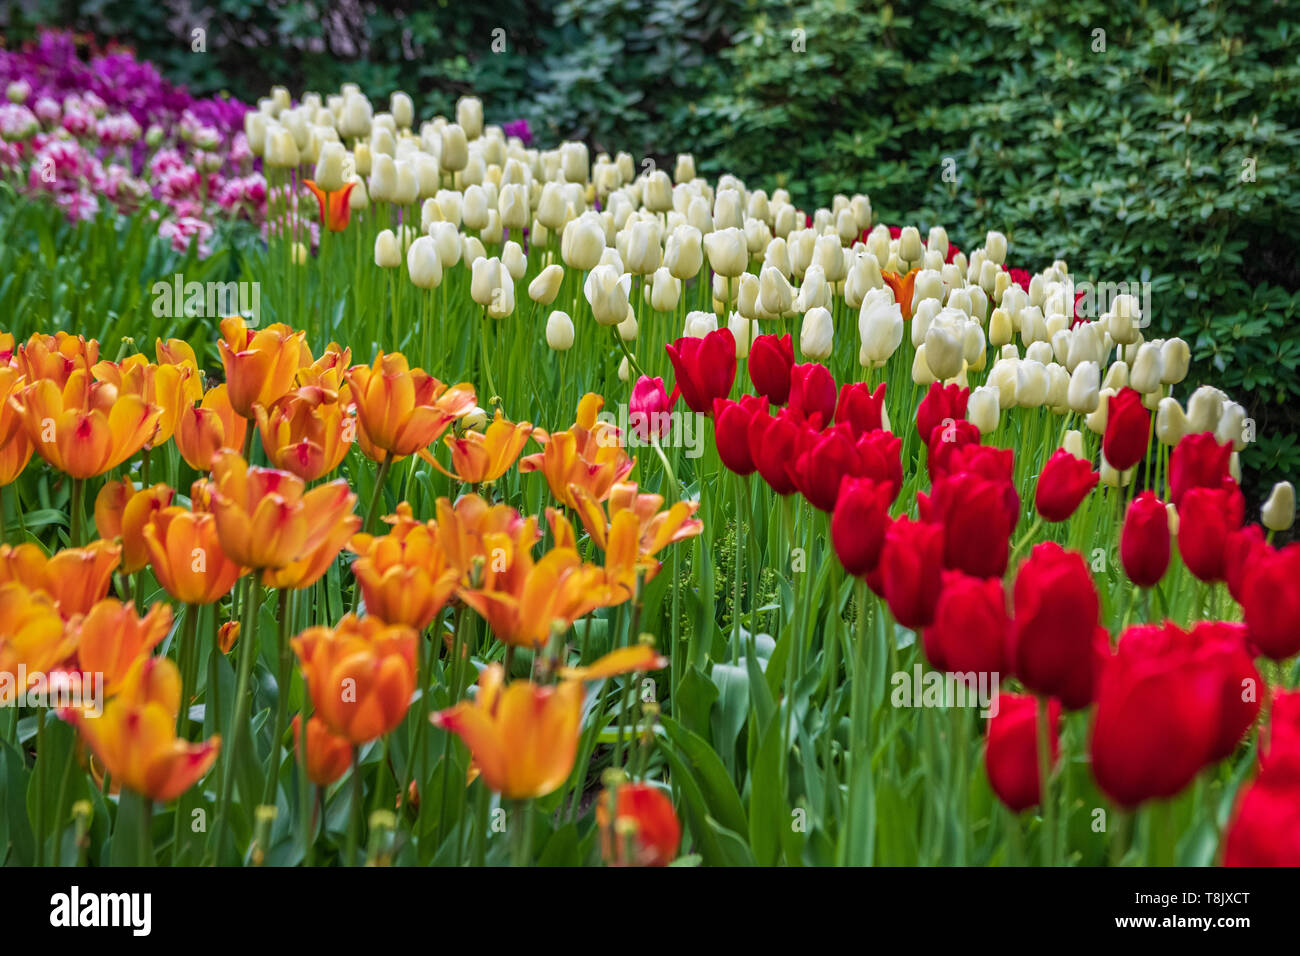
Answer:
[786,363,837,428]
[1241,543,1300,660]
[831,477,893,577]
[926,571,1008,677]
[747,407,802,495]
[1178,483,1245,582]
[881,517,944,629]
[1035,448,1098,522]
[1262,690,1300,768]
[794,423,860,512]
[985,694,1059,812]
[1168,432,1234,507]
[918,472,1015,578]
[915,382,969,445]
[629,375,676,442]
[1091,620,1261,807]
[1007,543,1100,708]
[1222,760,1300,866]
[747,333,793,405]
[855,429,903,502]
[712,396,765,476]
[1225,524,1269,605]
[835,381,887,438]
[666,329,736,413]
[1120,491,1170,587]
[926,417,982,481]
[930,443,1019,522]
[1101,387,1149,471]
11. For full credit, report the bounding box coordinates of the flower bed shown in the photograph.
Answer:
[0,77,1296,868]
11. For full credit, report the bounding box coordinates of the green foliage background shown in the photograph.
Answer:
[5,0,1298,487]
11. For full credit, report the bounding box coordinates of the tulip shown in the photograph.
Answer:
[881,517,945,629]
[1168,432,1233,507]
[303,175,356,233]
[1178,484,1245,583]
[1091,621,1259,807]
[836,381,887,438]
[915,382,970,445]
[208,451,357,571]
[748,333,793,405]
[787,363,837,428]
[0,367,33,486]
[1241,544,1300,660]
[746,408,802,496]
[985,694,1059,813]
[858,297,904,368]
[434,410,534,484]
[918,472,1016,578]
[703,226,748,278]
[831,477,893,577]
[346,504,460,632]
[519,394,634,510]
[217,317,310,421]
[404,234,443,290]
[1119,491,1171,588]
[0,539,120,618]
[628,376,676,443]
[597,781,681,867]
[712,396,765,476]
[546,311,575,351]
[566,485,701,594]
[666,329,737,414]
[73,598,171,694]
[432,664,582,800]
[439,123,468,172]
[585,264,631,326]
[253,387,352,482]
[967,385,1000,435]
[11,369,161,480]
[926,571,1009,679]
[1262,481,1296,531]
[562,214,606,271]
[0,582,75,685]
[141,506,243,605]
[799,306,834,360]
[683,310,718,339]
[71,655,220,802]
[1034,448,1098,522]
[292,614,418,743]
[1008,543,1100,709]
[1223,759,1300,866]
[346,352,476,460]
[528,264,565,305]
[175,384,247,471]
[1101,386,1150,471]
[293,715,352,787]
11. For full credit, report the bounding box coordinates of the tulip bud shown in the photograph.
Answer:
[1102,361,1129,392]
[456,96,484,140]
[1015,359,1049,407]
[561,141,589,184]
[673,153,696,184]
[498,183,529,231]
[911,345,937,386]
[528,264,565,305]
[462,235,486,267]
[585,264,631,326]
[800,307,834,360]
[1186,386,1225,433]
[924,318,965,381]
[844,253,883,309]
[264,126,300,168]
[393,159,419,205]
[1046,363,1070,410]
[617,306,638,341]
[624,219,663,275]
[1160,337,1191,385]
[650,267,682,312]
[684,310,718,338]
[897,226,922,264]
[471,256,506,306]
[858,295,903,368]
[1262,482,1296,532]
[312,141,347,192]
[1026,341,1054,366]
[546,311,575,350]
[502,240,527,281]
[989,308,1013,348]
[390,91,414,129]
[439,124,468,172]
[760,266,795,318]
[812,234,847,283]
[1062,429,1085,460]
[725,312,756,359]
[984,230,1007,266]
[1086,387,1117,435]
[704,227,748,278]
[368,153,397,202]
[338,93,373,140]
[561,214,605,271]
[1216,401,1248,452]
[968,386,1000,435]
[1099,455,1133,488]
[406,235,442,289]
[663,224,703,280]
[1130,342,1164,393]
[375,229,401,268]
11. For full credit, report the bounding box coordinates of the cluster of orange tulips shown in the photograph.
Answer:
[0,320,699,866]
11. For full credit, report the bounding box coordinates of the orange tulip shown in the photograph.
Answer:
[433,494,540,578]
[567,482,703,593]
[218,621,240,653]
[346,352,476,461]
[0,540,121,617]
[557,643,669,681]
[291,614,417,744]
[140,506,244,605]
[304,179,357,233]
[70,655,219,802]
[261,508,360,590]
[0,366,33,485]
[91,353,200,447]
[458,538,615,649]
[15,331,98,386]
[296,343,353,394]
[519,393,634,510]
[431,664,582,800]
[254,386,354,481]
[427,410,533,484]
[93,480,175,573]
[175,383,247,471]
[348,502,460,630]
[217,316,311,419]
[882,268,920,322]
[72,598,171,694]
[597,782,681,866]
[0,583,75,696]
[155,337,199,370]
[292,714,353,785]
[10,369,161,478]
[207,450,357,570]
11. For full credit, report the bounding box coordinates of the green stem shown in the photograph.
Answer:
[365,450,395,534]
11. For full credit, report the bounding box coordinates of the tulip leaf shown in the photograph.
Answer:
[661,716,748,837]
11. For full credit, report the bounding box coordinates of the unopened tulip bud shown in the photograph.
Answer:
[727,312,757,359]
[375,229,401,268]
[1062,429,1085,460]
[760,266,795,318]
[498,183,529,231]
[456,96,484,140]
[1099,454,1133,488]
[625,220,663,275]
[704,227,748,278]
[989,308,1013,348]
[684,310,717,339]
[546,311,575,350]
[664,224,703,280]
[338,93,372,140]
[1186,385,1225,433]
[406,235,442,289]
[471,256,506,306]
[987,359,1019,408]
[618,306,638,341]
[529,264,565,305]
[858,297,903,367]
[1086,387,1117,435]
[561,141,589,184]
[618,356,631,382]
[674,153,696,184]
[978,259,1000,297]
[1015,359,1049,407]
[561,214,605,271]
[897,226,922,264]
[643,170,672,212]
[502,240,527,281]
[585,264,630,326]
[311,140,347,192]
[1216,401,1248,451]
[1102,361,1129,392]
[801,306,834,360]
[390,91,414,129]
[1262,481,1296,532]
[1160,338,1190,385]
[984,230,1007,266]
[1130,342,1163,393]
[439,124,468,172]
[368,153,397,202]
[650,268,681,312]
[1026,341,1054,366]
[393,159,418,205]
[968,386,1000,435]
[911,345,937,386]
[924,321,965,381]
[265,126,300,168]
